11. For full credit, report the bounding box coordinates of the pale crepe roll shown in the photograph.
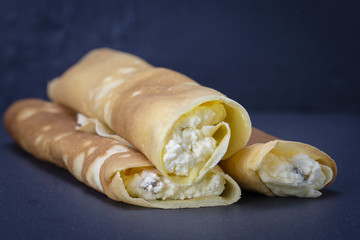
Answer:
[220,128,337,198]
[47,48,251,185]
[3,99,241,209]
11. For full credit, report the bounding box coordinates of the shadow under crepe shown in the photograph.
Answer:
[5,142,146,211]
[237,188,339,210]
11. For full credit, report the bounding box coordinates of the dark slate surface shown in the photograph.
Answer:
[1,112,359,240]
[1,0,360,114]
[1,1,359,239]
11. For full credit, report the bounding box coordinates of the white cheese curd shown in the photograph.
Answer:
[258,153,333,198]
[163,103,226,176]
[124,170,226,200]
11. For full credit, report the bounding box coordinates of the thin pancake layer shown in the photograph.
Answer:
[47,48,251,185]
[3,99,241,208]
[220,128,337,197]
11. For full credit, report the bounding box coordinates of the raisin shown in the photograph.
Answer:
[292,167,307,181]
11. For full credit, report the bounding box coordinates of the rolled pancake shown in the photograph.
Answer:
[220,128,337,198]
[3,99,241,209]
[47,48,251,185]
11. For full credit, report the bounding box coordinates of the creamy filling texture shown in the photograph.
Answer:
[258,153,333,198]
[163,102,226,176]
[124,169,226,200]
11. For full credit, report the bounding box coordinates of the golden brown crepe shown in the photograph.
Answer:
[220,128,337,198]
[47,48,251,185]
[3,99,241,209]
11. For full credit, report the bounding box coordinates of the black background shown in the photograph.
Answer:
[1,1,360,239]
[1,0,359,114]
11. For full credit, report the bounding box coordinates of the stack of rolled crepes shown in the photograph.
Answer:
[4,99,241,208]
[3,48,337,208]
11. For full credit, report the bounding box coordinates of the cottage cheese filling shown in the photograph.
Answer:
[163,102,227,176]
[124,169,226,200]
[258,153,333,197]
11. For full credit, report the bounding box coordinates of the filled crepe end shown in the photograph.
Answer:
[122,167,225,201]
[257,142,335,197]
[220,128,337,198]
[110,165,241,209]
[162,101,230,180]
[4,99,241,209]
